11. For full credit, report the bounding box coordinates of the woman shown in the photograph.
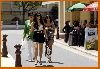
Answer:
[78,20,87,47]
[44,15,55,63]
[33,13,45,65]
[23,12,34,62]
[62,21,71,43]
[78,23,86,47]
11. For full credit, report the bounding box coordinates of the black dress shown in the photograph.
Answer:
[33,24,45,43]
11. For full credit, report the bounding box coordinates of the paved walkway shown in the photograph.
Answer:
[1,31,98,67]
[1,46,15,67]
[54,37,98,57]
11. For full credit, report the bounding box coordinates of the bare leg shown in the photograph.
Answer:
[34,42,38,65]
[33,43,35,60]
[39,43,43,65]
[48,41,53,63]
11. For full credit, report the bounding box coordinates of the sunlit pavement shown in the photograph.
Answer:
[1,30,98,67]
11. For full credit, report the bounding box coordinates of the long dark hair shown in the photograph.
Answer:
[44,15,52,23]
[33,13,44,30]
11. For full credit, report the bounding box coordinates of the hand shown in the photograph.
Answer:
[48,45,51,49]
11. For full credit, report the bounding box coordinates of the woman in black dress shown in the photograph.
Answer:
[33,13,45,65]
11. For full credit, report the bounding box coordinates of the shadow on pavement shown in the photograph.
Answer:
[40,61,63,64]
[35,65,54,67]
[51,61,64,64]
[25,60,35,62]
[41,61,46,63]
[25,60,46,63]
[1,56,10,58]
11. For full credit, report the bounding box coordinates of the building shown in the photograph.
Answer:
[59,1,98,33]
[2,1,97,32]
[2,2,23,25]
[2,2,58,25]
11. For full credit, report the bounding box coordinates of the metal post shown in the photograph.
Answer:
[2,34,8,57]
[14,44,22,67]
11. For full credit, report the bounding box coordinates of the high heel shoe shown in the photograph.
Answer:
[35,61,37,65]
[34,60,38,65]
[39,61,42,65]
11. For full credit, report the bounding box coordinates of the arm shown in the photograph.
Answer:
[44,28,48,40]
[51,21,55,33]
[30,22,34,34]
[44,23,48,40]
[29,22,34,40]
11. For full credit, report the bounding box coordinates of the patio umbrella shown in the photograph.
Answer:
[66,3,86,12]
[83,2,98,24]
[83,2,98,11]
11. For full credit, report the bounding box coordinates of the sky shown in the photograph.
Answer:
[42,1,59,5]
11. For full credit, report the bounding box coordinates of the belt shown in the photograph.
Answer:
[35,30,43,33]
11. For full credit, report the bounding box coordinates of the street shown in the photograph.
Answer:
[1,30,98,67]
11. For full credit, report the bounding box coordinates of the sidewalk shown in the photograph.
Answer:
[54,37,98,57]
[1,46,15,67]
[1,54,15,67]
[1,38,98,67]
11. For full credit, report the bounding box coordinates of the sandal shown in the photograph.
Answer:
[39,61,42,65]
[34,60,38,65]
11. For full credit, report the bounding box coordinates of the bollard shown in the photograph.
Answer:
[14,44,22,67]
[2,34,8,57]
[56,27,59,39]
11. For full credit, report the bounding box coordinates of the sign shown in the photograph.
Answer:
[84,28,98,50]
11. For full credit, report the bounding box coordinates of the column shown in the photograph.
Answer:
[59,1,65,33]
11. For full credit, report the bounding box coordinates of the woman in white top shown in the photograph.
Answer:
[32,13,45,65]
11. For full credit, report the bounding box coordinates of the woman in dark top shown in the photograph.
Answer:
[33,13,45,65]
[62,21,71,43]
[78,23,86,47]
[44,15,55,63]
[78,20,88,47]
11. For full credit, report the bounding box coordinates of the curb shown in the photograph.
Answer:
[54,39,98,58]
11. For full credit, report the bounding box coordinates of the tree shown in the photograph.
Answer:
[51,4,58,20]
[14,1,42,24]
